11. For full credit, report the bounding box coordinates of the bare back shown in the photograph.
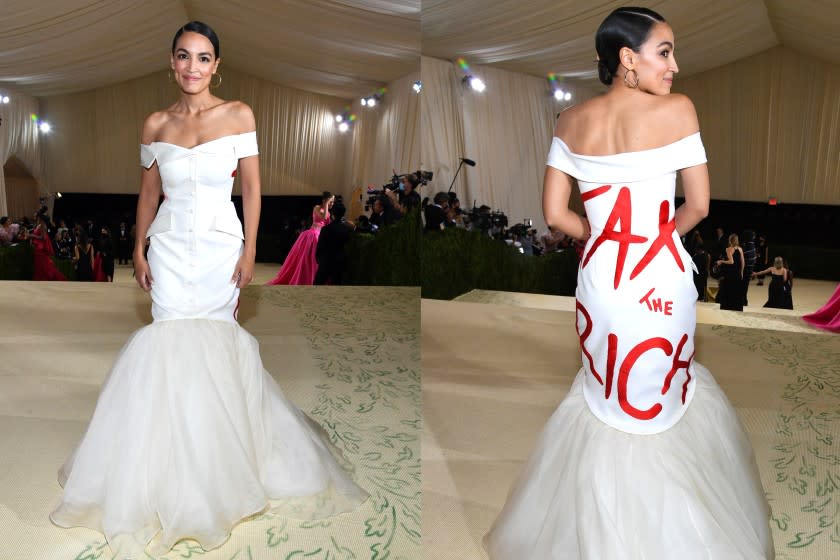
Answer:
[554,91,699,156]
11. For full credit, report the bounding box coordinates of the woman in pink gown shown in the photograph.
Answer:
[803,283,840,332]
[266,191,334,285]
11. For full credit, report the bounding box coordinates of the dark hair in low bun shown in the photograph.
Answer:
[595,7,665,85]
[322,191,333,202]
[172,21,220,58]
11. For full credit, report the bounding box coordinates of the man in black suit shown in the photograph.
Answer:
[314,202,355,285]
[424,191,452,232]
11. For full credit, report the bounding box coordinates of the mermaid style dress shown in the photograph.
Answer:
[484,134,774,559]
[266,209,329,285]
[50,133,368,558]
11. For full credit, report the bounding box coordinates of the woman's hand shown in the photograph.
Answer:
[232,251,256,288]
[134,255,154,291]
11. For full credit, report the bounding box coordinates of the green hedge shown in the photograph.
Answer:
[0,244,34,280]
[421,227,579,300]
[0,243,77,280]
[344,208,421,286]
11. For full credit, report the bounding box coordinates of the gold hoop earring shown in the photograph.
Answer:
[167,71,175,84]
[211,73,222,88]
[623,68,639,89]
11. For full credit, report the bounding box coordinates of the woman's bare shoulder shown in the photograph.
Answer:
[655,94,699,137]
[141,111,169,144]
[218,100,256,132]
[553,95,604,137]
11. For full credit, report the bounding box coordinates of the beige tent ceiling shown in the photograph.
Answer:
[421,0,840,86]
[1,1,837,99]
[0,0,420,99]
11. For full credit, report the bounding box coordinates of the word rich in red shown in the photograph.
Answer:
[576,300,694,421]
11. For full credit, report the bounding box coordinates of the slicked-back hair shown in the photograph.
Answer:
[595,7,665,85]
[172,21,220,58]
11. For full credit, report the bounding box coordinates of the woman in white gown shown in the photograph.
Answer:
[484,8,773,559]
[50,21,368,558]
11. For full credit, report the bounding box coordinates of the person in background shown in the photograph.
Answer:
[754,233,768,286]
[266,191,334,285]
[32,213,67,281]
[716,233,744,311]
[752,256,792,309]
[741,229,756,306]
[0,217,13,246]
[314,202,355,285]
[117,221,132,265]
[99,226,115,282]
[74,229,95,281]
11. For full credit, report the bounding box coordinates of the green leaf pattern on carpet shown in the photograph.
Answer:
[712,325,840,559]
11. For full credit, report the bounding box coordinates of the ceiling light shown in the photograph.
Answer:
[338,122,349,133]
[413,81,422,93]
[335,114,343,123]
[39,121,51,133]
[469,76,485,93]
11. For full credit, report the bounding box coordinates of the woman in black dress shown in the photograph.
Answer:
[74,229,94,281]
[716,233,744,311]
[752,256,792,309]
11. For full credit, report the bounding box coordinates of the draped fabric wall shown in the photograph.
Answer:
[420,57,466,198]
[675,45,840,205]
[420,56,591,232]
[0,91,44,216]
[349,71,421,197]
[40,68,351,197]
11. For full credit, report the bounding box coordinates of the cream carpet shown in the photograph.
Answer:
[423,281,840,560]
[0,270,420,560]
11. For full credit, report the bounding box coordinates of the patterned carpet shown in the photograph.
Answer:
[423,289,839,560]
[0,282,419,560]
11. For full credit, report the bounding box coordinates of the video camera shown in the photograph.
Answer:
[365,170,434,209]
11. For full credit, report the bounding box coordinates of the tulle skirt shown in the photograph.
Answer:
[266,228,320,285]
[50,318,368,559]
[484,362,774,560]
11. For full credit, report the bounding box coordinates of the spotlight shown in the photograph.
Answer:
[554,89,564,101]
[39,121,51,133]
[564,91,572,101]
[56,192,62,199]
[413,80,422,93]
[361,98,368,106]
[367,97,376,108]
[335,114,343,123]
[338,122,349,133]
[468,76,485,93]
[1,96,9,104]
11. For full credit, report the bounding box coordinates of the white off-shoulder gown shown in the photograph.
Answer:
[484,134,774,559]
[50,133,368,559]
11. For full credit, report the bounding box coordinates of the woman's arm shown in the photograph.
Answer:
[543,166,590,240]
[233,103,260,288]
[73,245,79,262]
[673,96,709,235]
[717,246,734,265]
[738,247,744,278]
[675,164,709,236]
[134,113,164,291]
